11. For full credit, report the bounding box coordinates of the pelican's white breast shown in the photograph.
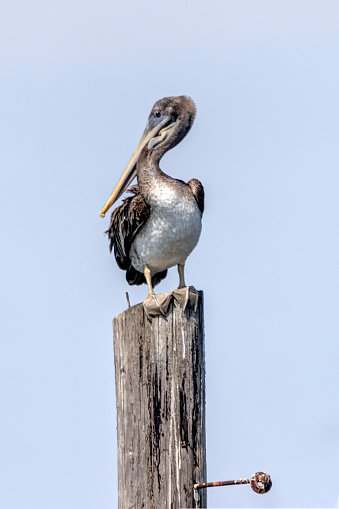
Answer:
[130,184,202,273]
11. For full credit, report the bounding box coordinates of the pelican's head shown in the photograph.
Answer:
[100,96,196,218]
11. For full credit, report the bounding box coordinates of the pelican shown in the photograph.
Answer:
[100,95,204,316]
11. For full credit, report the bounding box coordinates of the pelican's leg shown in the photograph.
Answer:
[177,263,186,289]
[144,264,166,316]
[144,264,155,296]
[174,264,198,311]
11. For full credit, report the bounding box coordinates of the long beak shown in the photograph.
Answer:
[100,116,171,218]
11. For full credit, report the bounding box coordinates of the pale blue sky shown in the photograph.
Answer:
[1,1,338,508]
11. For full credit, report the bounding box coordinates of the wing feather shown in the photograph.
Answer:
[105,185,167,287]
[188,178,204,214]
[106,185,150,270]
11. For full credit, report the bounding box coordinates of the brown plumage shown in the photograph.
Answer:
[106,186,168,287]
[102,95,204,291]
[187,178,204,214]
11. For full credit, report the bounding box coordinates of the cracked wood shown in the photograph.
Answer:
[113,292,207,508]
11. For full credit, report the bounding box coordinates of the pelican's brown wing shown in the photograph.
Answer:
[106,185,167,286]
[188,178,204,214]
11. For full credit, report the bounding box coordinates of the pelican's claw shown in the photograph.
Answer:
[152,294,166,316]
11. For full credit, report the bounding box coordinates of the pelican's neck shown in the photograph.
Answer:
[136,149,170,201]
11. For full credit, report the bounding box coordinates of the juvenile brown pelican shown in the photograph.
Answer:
[100,96,204,315]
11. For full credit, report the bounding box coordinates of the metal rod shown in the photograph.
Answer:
[194,471,272,495]
[194,478,250,489]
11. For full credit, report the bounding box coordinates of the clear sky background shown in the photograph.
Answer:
[1,1,338,508]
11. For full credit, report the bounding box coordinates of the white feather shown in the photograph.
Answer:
[130,184,202,274]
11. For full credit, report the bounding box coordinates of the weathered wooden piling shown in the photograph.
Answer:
[113,292,207,508]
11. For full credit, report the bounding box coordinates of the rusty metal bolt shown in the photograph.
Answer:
[194,471,272,495]
[250,471,272,494]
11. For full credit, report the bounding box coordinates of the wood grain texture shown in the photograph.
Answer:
[113,292,206,508]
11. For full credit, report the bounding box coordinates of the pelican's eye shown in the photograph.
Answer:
[154,111,162,118]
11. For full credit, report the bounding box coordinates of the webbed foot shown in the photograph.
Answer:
[172,286,199,311]
[143,292,172,320]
